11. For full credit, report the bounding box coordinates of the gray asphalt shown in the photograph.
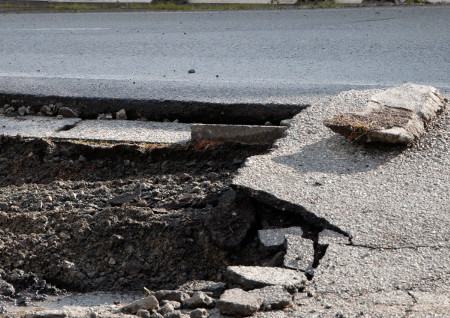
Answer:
[1,6,449,102]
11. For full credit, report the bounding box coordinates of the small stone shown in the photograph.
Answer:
[280,119,292,127]
[78,155,87,162]
[58,107,79,118]
[44,195,53,203]
[40,105,53,116]
[188,69,196,74]
[190,308,208,318]
[216,288,261,317]
[158,303,174,315]
[183,291,214,309]
[18,106,27,116]
[56,115,64,119]
[160,300,181,309]
[165,310,189,318]
[150,313,163,318]
[0,279,15,296]
[120,296,159,314]
[264,121,272,126]
[0,202,9,211]
[116,109,127,120]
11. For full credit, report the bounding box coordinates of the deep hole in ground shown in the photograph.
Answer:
[0,94,308,125]
[0,135,328,308]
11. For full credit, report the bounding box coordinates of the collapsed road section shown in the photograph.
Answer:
[1,84,449,317]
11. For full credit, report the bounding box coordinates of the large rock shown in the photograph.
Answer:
[216,288,262,317]
[226,266,306,293]
[324,83,446,144]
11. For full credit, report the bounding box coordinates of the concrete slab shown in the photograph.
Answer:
[0,116,81,138]
[233,88,450,249]
[53,120,191,144]
[191,124,286,145]
[0,116,191,144]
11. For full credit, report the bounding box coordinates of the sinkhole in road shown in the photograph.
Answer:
[0,134,328,307]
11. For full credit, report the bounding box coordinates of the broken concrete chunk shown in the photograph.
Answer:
[258,227,303,248]
[153,290,190,303]
[216,288,262,317]
[120,295,159,314]
[183,291,215,309]
[318,229,350,245]
[324,83,446,144]
[283,235,315,273]
[226,266,306,292]
[248,285,292,311]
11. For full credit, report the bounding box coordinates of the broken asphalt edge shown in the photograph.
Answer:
[231,184,352,240]
[0,92,309,125]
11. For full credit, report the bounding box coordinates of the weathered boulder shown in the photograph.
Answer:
[324,83,447,144]
[216,288,262,317]
[0,279,15,296]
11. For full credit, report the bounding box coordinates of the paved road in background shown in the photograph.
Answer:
[1,6,449,103]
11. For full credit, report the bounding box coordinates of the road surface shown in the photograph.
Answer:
[1,6,449,102]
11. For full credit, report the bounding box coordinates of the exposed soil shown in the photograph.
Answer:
[0,136,288,305]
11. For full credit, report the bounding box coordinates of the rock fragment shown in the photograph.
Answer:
[324,83,447,144]
[258,227,303,248]
[190,308,208,318]
[58,107,79,118]
[0,279,15,296]
[216,288,262,317]
[248,285,292,310]
[226,266,306,292]
[183,291,214,309]
[116,108,127,120]
[283,235,314,273]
